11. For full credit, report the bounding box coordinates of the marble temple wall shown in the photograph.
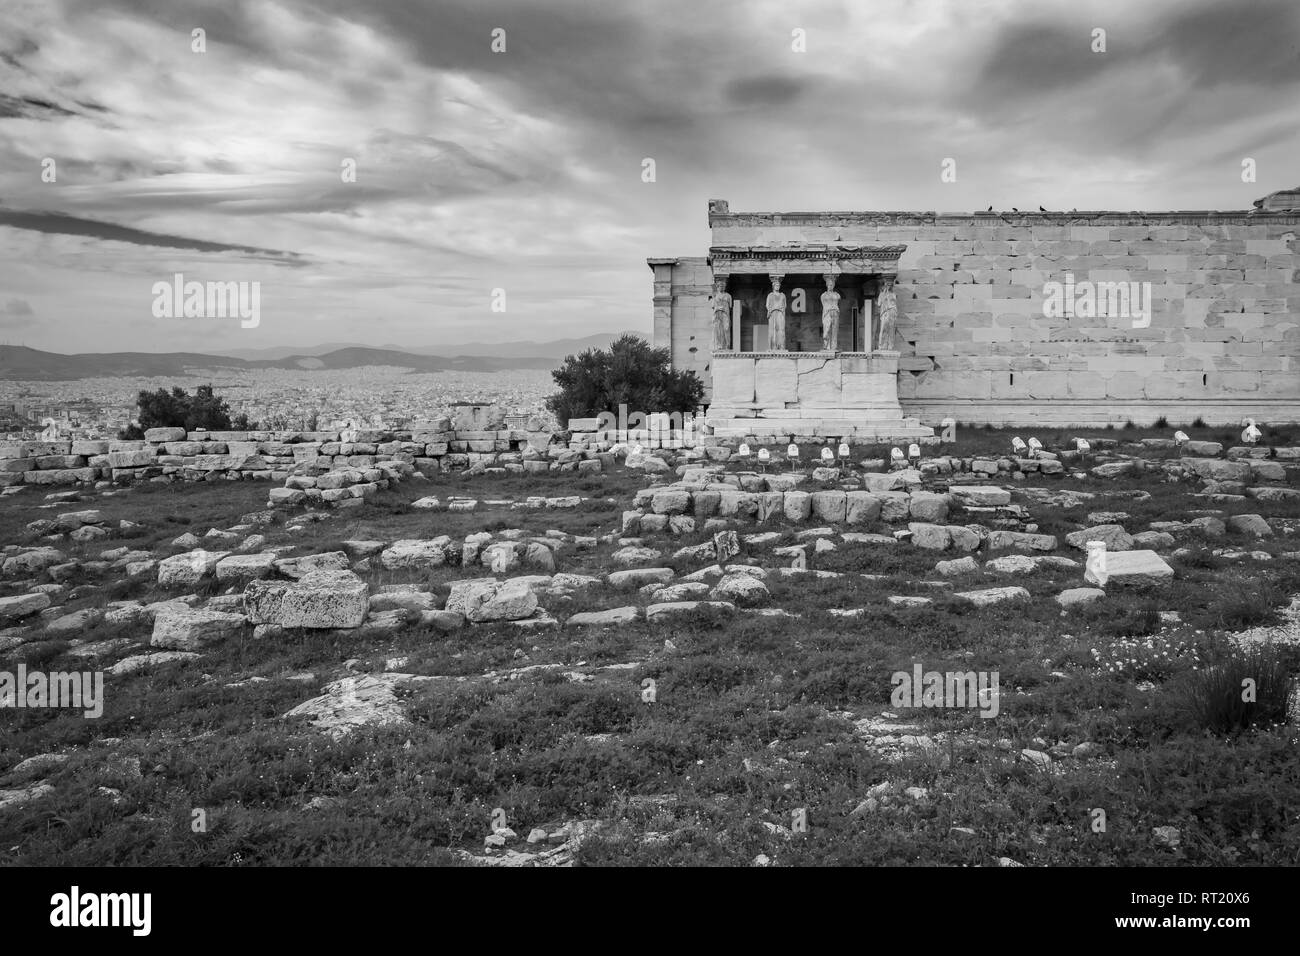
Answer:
[651,199,1300,426]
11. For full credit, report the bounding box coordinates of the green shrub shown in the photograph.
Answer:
[1212,582,1288,630]
[1177,644,1294,734]
[546,334,704,426]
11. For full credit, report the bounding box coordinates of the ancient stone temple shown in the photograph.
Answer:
[649,192,1300,432]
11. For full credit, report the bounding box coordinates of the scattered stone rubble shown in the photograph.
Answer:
[0,409,573,490]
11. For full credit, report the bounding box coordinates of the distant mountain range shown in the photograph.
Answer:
[0,332,649,381]
[216,331,646,361]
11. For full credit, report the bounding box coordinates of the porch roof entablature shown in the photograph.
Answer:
[706,244,906,276]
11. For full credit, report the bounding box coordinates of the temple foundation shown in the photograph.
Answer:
[706,350,933,440]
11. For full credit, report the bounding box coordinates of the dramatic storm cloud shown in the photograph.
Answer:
[0,0,1295,352]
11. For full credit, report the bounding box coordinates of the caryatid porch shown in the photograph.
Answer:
[705,244,933,440]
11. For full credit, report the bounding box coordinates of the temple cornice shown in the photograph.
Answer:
[707,244,905,275]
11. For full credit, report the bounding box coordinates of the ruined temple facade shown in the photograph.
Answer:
[649,192,1300,433]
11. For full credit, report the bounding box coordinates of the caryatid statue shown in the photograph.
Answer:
[875,278,899,351]
[710,278,732,351]
[766,275,787,350]
[820,273,841,351]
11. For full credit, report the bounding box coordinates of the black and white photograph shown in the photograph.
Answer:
[0,0,1295,920]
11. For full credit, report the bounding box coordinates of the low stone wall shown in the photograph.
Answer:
[622,443,1300,533]
[0,420,564,488]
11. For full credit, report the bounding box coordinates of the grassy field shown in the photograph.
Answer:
[2,427,1299,866]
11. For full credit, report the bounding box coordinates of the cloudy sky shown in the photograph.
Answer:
[1,0,1296,354]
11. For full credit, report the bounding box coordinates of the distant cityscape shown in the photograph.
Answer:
[0,366,559,438]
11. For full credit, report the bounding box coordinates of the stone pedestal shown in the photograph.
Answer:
[706,351,933,440]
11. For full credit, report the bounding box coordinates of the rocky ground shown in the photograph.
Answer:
[1,424,1298,866]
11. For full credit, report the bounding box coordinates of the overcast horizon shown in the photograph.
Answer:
[2,0,1298,354]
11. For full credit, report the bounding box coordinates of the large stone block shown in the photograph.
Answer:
[845,491,882,524]
[954,586,1031,606]
[151,606,246,650]
[909,523,951,550]
[0,441,69,457]
[108,449,157,468]
[713,359,757,404]
[783,491,812,521]
[1065,525,1134,551]
[380,538,453,569]
[948,485,1011,507]
[3,547,65,575]
[269,488,307,506]
[215,553,277,583]
[794,356,843,405]
[157,549,229,588]
[0,592,51,622]
[651,488,692,515]
[908,491,950,523]
[985,530,1057,551]
[245,570,369,629]
[445,578,538,623]
[717,490,758,518]
[1179,457,1251,481]
[23,468,96,485]
[947,526,982,552]
[1087,550,1173,587]
[608,567,675,588]
[878,491,911,523]
[810,490,847,523]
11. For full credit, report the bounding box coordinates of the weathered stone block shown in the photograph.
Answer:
[845,491,881,524]
[810,490,847,523]
[245,570,369,629]
[1087,550,1173,587]
[783,491,811,521]
[151,607,246,650]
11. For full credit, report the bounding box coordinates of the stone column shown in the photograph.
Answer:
[648,259,675,350]
[766,274,787,351]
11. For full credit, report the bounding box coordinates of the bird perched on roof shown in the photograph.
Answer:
[1039,205,1046,212]
[1027,437,1043,458]
[1011,436,1028,455]
[1242,418,1262,444]
[1173,430,1189,446]
[986,205,993,212]
[1011,207,1019,212]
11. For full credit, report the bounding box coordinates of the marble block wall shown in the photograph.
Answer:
[652,203,1300,426]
